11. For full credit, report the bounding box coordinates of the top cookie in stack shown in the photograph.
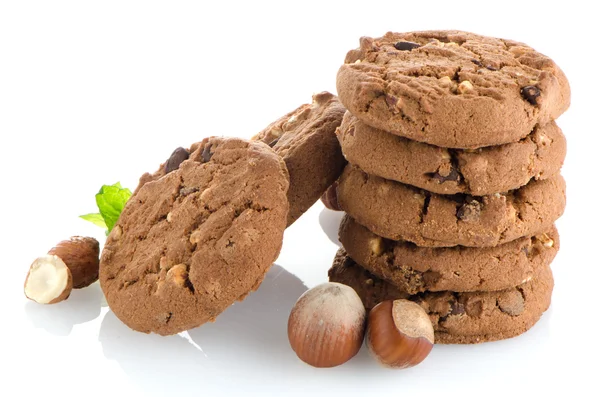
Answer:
[337,30,570,150]
[329,30,570,344]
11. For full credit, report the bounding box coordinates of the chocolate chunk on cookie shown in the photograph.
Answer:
[337,165,565,247]
[328,250,553,344]
[337,31,570,148]
[338,113,566,196]
[252,92,346,226]
[100,137,289,335]
[339,215,559,294]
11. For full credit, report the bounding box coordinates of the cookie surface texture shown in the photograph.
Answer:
[337,165,566,247]
[100,137,289,335]
[253,91,346,225]
[338,113,566,196]
[339,215,558,294]
[337,30,570,148]
[328,250,553,344]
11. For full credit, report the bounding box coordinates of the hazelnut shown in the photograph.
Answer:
[287,282,366,368]
[320,181,341,211]
[24,255,73,304]
[48,236,100,288]
[366,299,434,369]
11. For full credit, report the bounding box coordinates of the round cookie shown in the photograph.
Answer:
[339,215,559,294]
[337,30,570,149]
[100,137,290,335]
[337,165,566,247]
[338,113,566,196]
[328,249,554,344]
[252,92,346,226]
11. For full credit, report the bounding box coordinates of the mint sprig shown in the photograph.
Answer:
[80,182,132,235]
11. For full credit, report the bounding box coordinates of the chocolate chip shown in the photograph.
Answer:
[521,85,541,105]
[498,290,525,316]
[485,65,498,71]
[268,138,280,148]
[164,147,190,174]
[471,59,483,67]
[465,298,483,317]
[201,143,213,163]
[432,166,461,183]
[450,301,466,316]
[457,200,481,222]
[394,41,421,51]
[422,271,441,286]
[385,94,401,114]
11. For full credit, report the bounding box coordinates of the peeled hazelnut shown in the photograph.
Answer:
[320,181,341,211]
[367,299,434,369]
[287,282,366,368]
[24,255,73,304]
[48,236,100,288]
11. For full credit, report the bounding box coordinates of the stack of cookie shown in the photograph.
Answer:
[328,31,570,343]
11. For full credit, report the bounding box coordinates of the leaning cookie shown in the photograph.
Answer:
[100,137,289,335]
[338,113,566,196]
[252,92,346,226]
[337,165,566,247]
[328,249,553,344]
[339,215,558,294]
[337,30,570,148]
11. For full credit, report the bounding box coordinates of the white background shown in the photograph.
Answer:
[1,1,598,396]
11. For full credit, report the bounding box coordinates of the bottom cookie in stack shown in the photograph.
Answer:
[329,249,554,344]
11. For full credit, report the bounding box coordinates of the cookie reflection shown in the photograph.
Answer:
[318,208,344,247]
[99,265,308,393]
[188,264,308,361]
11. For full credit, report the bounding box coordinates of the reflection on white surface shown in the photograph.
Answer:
[99,264,309,395]
[318,208,344,247]
[25,282,105,336]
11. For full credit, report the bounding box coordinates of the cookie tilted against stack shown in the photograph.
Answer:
[328,31,570,344]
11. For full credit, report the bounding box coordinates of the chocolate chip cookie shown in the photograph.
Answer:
[100,137,290,335]
[337,165,566,247]
[339,215,558,294]
[252,92,346,226]
[338,113,566,196]
[337,31,570,148]
[329,250,553,344]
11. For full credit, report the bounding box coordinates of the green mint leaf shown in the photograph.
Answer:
[80,182,131,233]
[79,213,107,229]
[95,183,132,232]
